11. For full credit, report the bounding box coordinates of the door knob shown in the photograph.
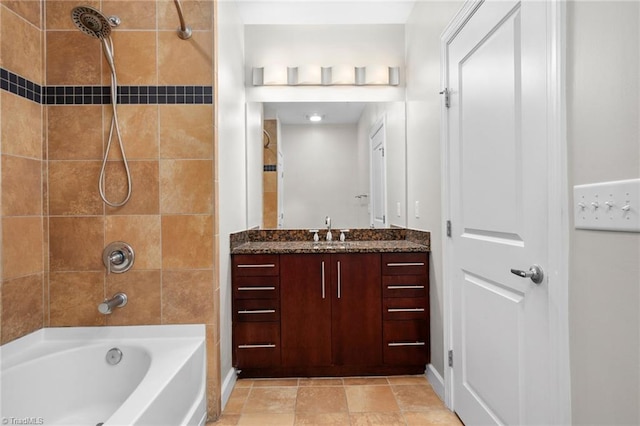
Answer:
[510,264,544,284]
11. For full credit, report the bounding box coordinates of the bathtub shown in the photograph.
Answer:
[0,325,206,426]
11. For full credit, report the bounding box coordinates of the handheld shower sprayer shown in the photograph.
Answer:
[70,6,132,208]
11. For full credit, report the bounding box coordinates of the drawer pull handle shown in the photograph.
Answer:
[387,285,425,290]
[387,262,425,267]
[388,342,426,347]
[237,286,276,291]
[238,344,276,349]
[237,264,275,268]
[238,309,276,314]
[387,308,425,313]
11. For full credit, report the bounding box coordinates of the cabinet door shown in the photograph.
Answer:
[331,253,382,366]
[280,254,332,367]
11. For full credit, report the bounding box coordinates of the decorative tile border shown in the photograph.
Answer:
[1,67,213,105]
[263,164,277,172]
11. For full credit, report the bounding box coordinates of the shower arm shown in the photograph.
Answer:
[173,0,192,40]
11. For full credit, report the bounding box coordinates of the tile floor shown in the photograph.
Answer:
[209,376,463,425]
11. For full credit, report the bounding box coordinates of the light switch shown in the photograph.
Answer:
[574,178,640,232]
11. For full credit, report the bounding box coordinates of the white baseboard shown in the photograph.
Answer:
[221,368,237,411]
[426,363,445,401]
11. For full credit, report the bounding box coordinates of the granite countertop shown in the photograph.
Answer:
[230,228,430,254]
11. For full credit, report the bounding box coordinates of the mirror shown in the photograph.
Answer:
[247,101,406,230]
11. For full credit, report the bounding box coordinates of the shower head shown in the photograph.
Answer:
[71,6,116,39]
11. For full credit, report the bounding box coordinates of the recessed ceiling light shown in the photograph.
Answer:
[307,113,323,122]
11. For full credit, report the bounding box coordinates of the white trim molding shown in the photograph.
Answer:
[426,363,446,402]
[221,368,238,411]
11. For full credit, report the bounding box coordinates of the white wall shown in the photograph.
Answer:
[567,2,640,423]
[216,0,247,407]
[280,123,366,229]
[244,24,405,103]
[358,102,407,228]
[404,0,463,379]
[245,102,263,229]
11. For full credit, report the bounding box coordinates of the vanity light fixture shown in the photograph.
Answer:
[252,66,400,86]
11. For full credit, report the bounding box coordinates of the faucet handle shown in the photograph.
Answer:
[309,229,319,242]
[339,229,349,242]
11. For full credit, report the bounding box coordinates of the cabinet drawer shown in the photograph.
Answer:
[382,253,428,276]
[234,322,281,368]
[234,276,279,299]
[234,299,280,322]
[383,320,428,365]
[383,297,427,320]
[382,275,428,298]
[233,254,280,276]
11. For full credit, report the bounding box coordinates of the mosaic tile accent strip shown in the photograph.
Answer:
[0,68,42,104]
[263,164,277,172]
[1,67,214,105]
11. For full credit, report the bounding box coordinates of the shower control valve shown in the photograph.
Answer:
[103,241,135,274]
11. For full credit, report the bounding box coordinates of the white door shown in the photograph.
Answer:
[446,1,553,424]
[370,120,387,228]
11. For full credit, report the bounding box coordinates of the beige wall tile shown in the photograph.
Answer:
[2,217,43,279]
[159,105,213,159]
[105,105,159,160]
[158,31,213,85]
[1,91,42,159]
[1,6,42,83]
[105,160,159,215]
[47,105,103,160]
[46,0,100,31]
[157,0,212,31]
[102,1,156,30]
[161,269,214,324]
[49,216,104,271]
[161,214,213,268]
[160,159,212,214]
[263,171,276,193]
[48,160,103,215]
[2,155,42,216]
[49,271,105,326]
[46,30,101,85]
[105,270,161,325]
[1,273,43,344]
[2,0,42,28]
[105,215,161,270]
[104,31,157,85]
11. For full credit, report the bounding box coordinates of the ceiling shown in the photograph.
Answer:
[264,102,368,124]
[235,0,417,25]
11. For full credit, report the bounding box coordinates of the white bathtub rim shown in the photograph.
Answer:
[1,325,207,426]
[1,325,205,370]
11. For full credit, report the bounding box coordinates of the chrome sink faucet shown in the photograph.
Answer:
[325,216,332,241]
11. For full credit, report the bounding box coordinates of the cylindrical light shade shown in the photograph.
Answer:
[331,65,356,85]
[297,65,322,85]
[365,65,389,85]
[263,66,288,85]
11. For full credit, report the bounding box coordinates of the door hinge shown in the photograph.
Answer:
[448,350,453,367]
[440,88,450,108]
[446,220,452,237]
[383,215,386,224]
[381,147,385,157]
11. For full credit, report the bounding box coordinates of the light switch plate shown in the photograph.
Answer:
[574,178,640,232]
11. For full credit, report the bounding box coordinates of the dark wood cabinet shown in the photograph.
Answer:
[232,250,429,377]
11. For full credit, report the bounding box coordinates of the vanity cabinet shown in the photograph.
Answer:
[232,250,429,377]
[232,254,281,368]
[280,253,382,368]
[382,253,430,365]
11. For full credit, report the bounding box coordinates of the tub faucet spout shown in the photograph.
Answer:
[99,292,128,314]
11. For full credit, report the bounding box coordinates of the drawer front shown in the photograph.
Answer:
[234,276,280,299]
[383,297,428,320]
[382,253,428,276]
[383,320,428,365]
[234,299,280,322]
[233,254,280,276]
[234,322,281,368]
[382,275,428,298]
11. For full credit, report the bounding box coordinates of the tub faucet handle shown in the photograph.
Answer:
[103,242,135,274]
[99,292,128,315]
